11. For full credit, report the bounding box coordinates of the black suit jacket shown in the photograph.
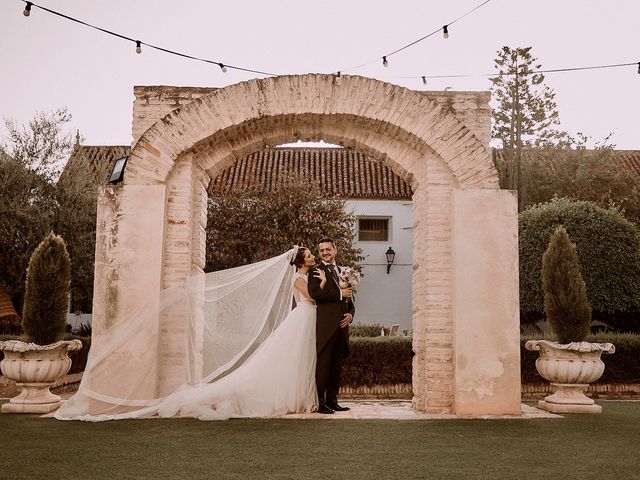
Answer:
[308,263,355,357]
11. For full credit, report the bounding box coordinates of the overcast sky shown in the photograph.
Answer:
[1,0,638,149]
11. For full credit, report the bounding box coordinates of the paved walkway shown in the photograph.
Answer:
[283,401,560,420]
[4,397,560,420]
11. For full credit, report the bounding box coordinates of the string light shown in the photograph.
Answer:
[341,0,492,73]
[18,1,278,77]
[15,1,639,82]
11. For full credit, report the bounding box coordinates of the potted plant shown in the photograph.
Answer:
[0,232,82,413]
[525,226,614,414]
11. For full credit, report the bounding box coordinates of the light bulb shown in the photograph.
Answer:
[135,41,142,54]
[219,63,227,73]
[23,2,32,16]
[382,56,388,67]
[443,25,449,39]
[422,76,427,86]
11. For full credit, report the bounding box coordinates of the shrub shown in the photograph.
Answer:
[21,232,71,345]
[542,226,591,342]
[519,198,640,329]
[350,323,387,337]
[342,337,413,386]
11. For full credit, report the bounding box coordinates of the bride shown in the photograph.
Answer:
[55,247,326,421]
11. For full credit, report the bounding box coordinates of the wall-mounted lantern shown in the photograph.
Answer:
[385,247,396,274]
[107,156,129,184]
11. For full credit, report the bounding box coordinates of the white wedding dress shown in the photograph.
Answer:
[55,254,318,421]
[153,272,318,420]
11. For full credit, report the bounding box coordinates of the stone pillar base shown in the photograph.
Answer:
[537,400,602,414]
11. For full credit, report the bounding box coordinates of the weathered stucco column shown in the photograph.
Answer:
[452,189,521,415]
[90,184,166,404]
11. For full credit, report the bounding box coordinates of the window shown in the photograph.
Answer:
[358,218,389,241]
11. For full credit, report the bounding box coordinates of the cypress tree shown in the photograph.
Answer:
[541,226,591,343]
[22,232,70,345]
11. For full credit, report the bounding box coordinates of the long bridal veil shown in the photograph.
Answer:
[55,248,298,421]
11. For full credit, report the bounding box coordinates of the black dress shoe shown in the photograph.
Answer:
[317,405,335,414]
[327,404,350,412]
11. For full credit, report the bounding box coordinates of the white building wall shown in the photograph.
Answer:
[346,199,413,334]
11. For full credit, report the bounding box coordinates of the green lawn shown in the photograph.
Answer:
[1,401,639,480]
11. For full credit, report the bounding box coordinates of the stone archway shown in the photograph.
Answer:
[93,74,521,415]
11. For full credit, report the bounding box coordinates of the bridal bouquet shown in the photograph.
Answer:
[338,267,361,289]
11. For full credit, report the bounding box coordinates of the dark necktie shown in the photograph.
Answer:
[328,264,340,284]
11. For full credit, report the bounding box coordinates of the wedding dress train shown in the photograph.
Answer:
[155,273,318,420]
[55,253,318,421]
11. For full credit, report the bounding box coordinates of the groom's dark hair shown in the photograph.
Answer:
[318,238,335,247]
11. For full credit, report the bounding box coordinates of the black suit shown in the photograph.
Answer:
[308,263,355,408]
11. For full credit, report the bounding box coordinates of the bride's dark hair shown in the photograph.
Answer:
[290,247,309,269]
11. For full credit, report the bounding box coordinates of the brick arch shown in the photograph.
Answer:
[92,75,521,417]
[125,74,498,189]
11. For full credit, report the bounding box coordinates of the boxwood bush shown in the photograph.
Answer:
[342,336,413,386]
[520,198,640,330]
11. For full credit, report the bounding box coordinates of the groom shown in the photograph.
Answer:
[308,238,355,414]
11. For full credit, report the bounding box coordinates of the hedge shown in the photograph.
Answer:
[344,334,640,387]
[3,334,637,387]
[342,337,413,386]
[519,198,640,327]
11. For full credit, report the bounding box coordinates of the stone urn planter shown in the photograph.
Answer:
[525,339,615,413]
[0,339,83,413]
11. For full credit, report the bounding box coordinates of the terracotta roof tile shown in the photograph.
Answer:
[61,146,640,199]
[208,147,413,199]
[61,145,131,188]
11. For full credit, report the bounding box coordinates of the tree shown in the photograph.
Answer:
[22,232,71,345]
[54,151,97,313]
[0,108,87,318]
[542,226,592,343]
[521,136,640,225]
[206,176,362,272]
[491,46,568,210]
[519,198,640,331]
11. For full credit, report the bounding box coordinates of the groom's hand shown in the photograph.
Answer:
[340,313,353,328]
[341,287,353,298]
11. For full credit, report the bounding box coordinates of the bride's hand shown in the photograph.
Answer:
[313,269,326,283]
[313,268,327,289]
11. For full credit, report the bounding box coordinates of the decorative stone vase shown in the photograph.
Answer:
[0,339,83,413]
[525,339,615,414]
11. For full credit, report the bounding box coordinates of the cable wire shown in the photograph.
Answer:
[21,0,279,77]
[339,0,492,73]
